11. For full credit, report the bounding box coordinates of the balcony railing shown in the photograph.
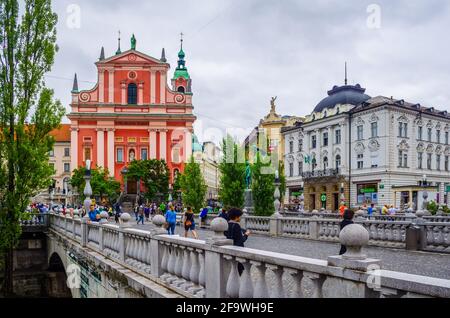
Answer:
[301,168,341,179]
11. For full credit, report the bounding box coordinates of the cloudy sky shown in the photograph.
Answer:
[47,0,450,144]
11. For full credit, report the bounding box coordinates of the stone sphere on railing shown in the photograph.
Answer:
[210,217,228,234]
[120,213,131,223]
[339,224,369,260]
[99,211,109,224]
[152,214,166,228]
[73,209,79,218]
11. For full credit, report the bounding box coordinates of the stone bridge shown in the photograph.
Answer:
[41,212,450,298]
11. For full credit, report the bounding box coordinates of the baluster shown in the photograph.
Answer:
[161,243,169,273]
[251,261,268,298]
[267,265,285,298]
[167,245,176,275]
[287,269,304,298]
[144,240,152,272]
[197,250,205,287]
[237,258,253,298]
[189,249,199,285]
[224,256,240,298]
[174,247,183,277]
[181,247,192,280]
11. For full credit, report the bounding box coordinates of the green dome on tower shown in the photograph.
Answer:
[192,134,203,153]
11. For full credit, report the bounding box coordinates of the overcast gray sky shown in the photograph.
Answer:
[47,0,450,144]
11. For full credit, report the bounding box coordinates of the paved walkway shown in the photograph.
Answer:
[112,220,450,280]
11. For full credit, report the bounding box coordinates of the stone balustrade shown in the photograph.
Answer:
[241,214,450,252]
[47,212,450,298]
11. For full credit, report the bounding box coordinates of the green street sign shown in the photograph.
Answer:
[360,188,376,194]
[379,184,385,189]
[321,194,327,202]
[446,185,450,193]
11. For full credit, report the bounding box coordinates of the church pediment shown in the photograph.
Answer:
[98,50,165,66]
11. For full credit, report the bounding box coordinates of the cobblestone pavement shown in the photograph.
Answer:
[114,220,450,280]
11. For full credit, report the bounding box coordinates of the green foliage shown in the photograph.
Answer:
[252,154,275,216]
[427,201,438,215]
[172,171,182,201]
[70,167,121,205]
[219,135,246,209]
[127,159,169,202]
[179,156,207,213]
[278,160,286,202]
[0,0,63,294]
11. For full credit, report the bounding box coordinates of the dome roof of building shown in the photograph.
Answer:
[314,84,371,113]
[192,134,203,153]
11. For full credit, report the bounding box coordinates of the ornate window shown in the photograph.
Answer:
[437,155,441,171]
[335,129,341,145]
[398,122,408,138]
[445,156,449,172]
[357,154,364,169]
[289,163,294,177]
[335,155,341,169]
[141,148,148,160]
[398,150,408,168]
[128,83,137,104]
[371,122,378,138]
[177,86,185,93]
[289,141,294,154]
[418,152,423,169]
[418,126,423,140]
[311,135,317,149]
[357,125,363,141]
[428,128,432,142]
[323,157,329,170]
[323,132,329,147]
[427,153,432,170]
[117,148,124,163]
[298,161,303,175]
[437,130,441,144]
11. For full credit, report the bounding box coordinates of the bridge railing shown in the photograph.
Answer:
[242,214,448,252]
[47,212,450,298]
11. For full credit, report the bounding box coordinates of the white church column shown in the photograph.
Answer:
[160,130,167,161]
[107,129,115,177]
[71,128,78,171]
[150,130,157,159]
[97,129,105,168]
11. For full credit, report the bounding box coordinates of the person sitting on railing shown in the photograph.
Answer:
[339,209,355,255]
[225,208,251,276]
[88,203,100,223]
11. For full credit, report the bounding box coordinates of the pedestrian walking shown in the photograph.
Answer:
[368,203,375,217]
[144,204,150,222]
[114,203,122,224]
[200,207,208,228]
[137,205,145,225]
[224,208,251,276]
[165,204,177,235]
[218,208,229,221]
[339,209,355,255]
[183,207,199,239]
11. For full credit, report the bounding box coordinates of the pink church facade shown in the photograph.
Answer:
[68,36,195,192]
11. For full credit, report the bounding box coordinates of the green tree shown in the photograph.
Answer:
[219,135,246,209]
[179,156,207,213]
[70,167,121,205]
[172,171,182,202]
[127,159,169,202]
[0,0,63,296]
[252,154,275,216]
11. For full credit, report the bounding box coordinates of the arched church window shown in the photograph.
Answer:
[177,86,185,93]
[128,83,137,105]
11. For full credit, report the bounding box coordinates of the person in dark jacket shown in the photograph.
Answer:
[225,208,251,275]
[218,208,229,222]
[339,209,355,255]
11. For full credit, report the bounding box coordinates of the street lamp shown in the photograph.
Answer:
[273,169,282,217]
[299,181,305,213]
[340,182,346,207]
[83,160,93,217]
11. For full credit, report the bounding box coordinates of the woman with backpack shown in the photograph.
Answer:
[183,206,199,239]
[224,208,251,276]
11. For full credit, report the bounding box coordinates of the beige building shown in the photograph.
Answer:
[245,97,303,164]
[34,124,73,205]
[193,136,221,204]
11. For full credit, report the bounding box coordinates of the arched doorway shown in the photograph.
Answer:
[47,253,72,298]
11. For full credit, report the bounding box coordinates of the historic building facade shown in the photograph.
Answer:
[282,82,450,211]
[193,137,221,204]
[245,97,302,164]
[350,97,450,209]
[68,36,196,193]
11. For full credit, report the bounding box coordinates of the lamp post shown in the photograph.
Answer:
[299,181,305,213]
[340,182,346,207]
[274,169,282,217]
[83,160,93,218]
